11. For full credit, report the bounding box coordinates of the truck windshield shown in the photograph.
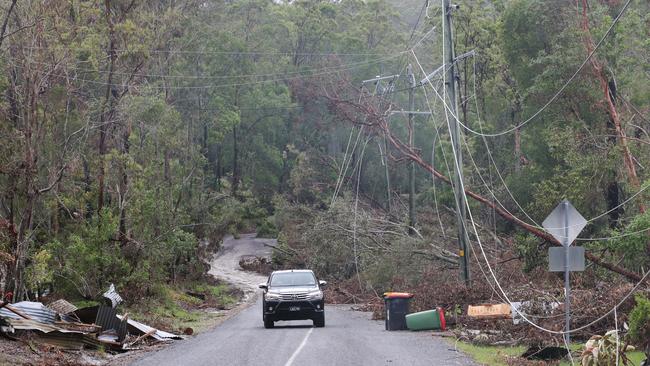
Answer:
[270,272,316,287]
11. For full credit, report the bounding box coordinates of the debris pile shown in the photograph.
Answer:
[238,255,273,275]
[0,284,183,352]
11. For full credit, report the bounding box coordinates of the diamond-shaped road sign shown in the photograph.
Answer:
[542,200,587,246]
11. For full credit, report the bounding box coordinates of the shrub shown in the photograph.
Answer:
[628,294,650,354]
[581,330,635,366]
[257,217,278,238]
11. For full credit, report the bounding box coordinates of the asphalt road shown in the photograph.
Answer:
[130,234,476,366]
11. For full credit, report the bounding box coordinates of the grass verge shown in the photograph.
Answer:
[455,340,647,366]
[453,341,526,366]
[124,280,242,335]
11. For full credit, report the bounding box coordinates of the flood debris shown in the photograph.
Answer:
[0,285,182,353]
[467,303,512,319]
[0,301,57,323]
[47,299,78,316]
[118,315,184,342]
[103,283,123,308]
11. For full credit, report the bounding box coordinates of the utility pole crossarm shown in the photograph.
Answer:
[362,74,400,85]
[454,49,476,62]
[420,65,445,85]
[390,111,432,115]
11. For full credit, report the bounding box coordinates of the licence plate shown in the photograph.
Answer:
[289,306,300,312]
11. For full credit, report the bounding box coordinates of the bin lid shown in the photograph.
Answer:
[383,292,413,299]
[437,307,446,331]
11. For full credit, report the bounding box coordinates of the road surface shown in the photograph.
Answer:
[208,233,275,301]
[131,234,476,366]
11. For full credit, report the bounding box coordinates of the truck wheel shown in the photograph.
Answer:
[313,314,325,328]
[264,318,274,328]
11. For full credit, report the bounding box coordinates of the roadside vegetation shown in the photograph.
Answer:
[455,341,647,366]
[124,280,242,335]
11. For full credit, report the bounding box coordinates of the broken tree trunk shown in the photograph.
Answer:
[577,0,649,259]
[97,0,118,215]
[578,0,645,214]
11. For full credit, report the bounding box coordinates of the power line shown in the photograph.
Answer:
[418,64,507,303]
[17,45,394,57]
[465,55,650,237]
[462,121,650,242]
[413,50,650,238]
[451,0,633,138]
[8,54,402,80]
[413,50,650,336]
[3,54,403,90]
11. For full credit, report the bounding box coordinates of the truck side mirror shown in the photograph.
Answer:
[258,283,268,290]
[319,280,327,288]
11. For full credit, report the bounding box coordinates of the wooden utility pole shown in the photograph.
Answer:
[443,0,470,286]
[363,74,399,213]
[384,135,392,212]
[407,65,416,235]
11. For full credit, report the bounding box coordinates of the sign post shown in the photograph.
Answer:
[542,200,587,346]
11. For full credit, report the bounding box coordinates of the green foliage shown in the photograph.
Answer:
[627,294,650,351]
[193,283,237,308]
[46,211,129,298]
[289,151,334,205]
[514,234,546,272]
[606,205,650,271]
[257,217,279,239]
[25,249,53,290]
[418,183,456,210]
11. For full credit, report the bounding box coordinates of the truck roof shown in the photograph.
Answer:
[271,269,314,274]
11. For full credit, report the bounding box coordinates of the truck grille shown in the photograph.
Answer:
[279,292,308,301]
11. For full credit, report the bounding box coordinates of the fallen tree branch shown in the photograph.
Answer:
[316,83,643,282]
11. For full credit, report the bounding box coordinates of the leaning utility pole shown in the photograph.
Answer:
[443,0,470,286]
[362,75,399,213]
[384,135,392,213]
[407,65,416,235]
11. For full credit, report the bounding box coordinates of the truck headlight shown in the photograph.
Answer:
[266,291,281,301]
[308,290,323,300]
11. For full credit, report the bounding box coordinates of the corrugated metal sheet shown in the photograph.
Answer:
[54,321,102,333]
[6,318,84,334]
[72,305,128,342]
[103,284,123,308]
[6,319,102,350]
[117,315,184,341]
[96,306,127,342]
[0,301,57,323]
[34,332,98,349]
[47,299,78,315]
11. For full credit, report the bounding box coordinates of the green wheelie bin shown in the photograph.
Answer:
[405,307,446,331]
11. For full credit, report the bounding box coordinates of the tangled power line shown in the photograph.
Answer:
[406,0,648,335]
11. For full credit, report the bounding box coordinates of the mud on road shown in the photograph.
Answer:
[208,233,276,301]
